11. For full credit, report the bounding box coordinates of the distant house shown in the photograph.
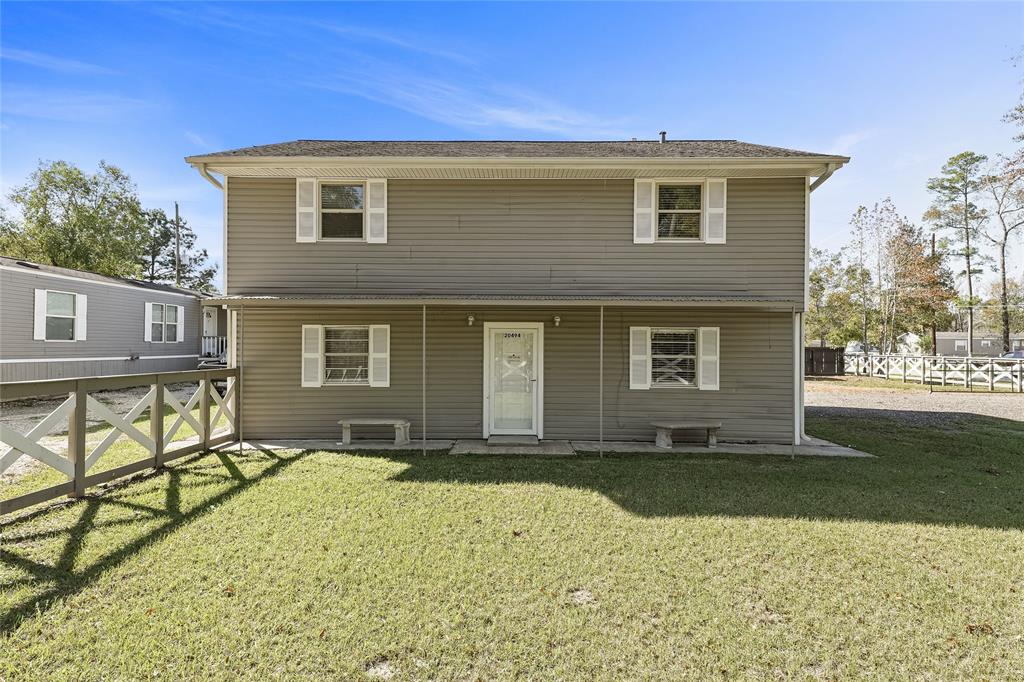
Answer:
[0,256,225,382]
[935,331,1024,357]
[896,332,922,355]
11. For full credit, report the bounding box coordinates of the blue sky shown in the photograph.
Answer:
[2,2,1021,292]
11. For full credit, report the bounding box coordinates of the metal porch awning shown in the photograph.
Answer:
[205,292,798,311]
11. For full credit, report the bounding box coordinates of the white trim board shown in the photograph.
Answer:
[0,354,199,364]
[1,265,199,299]
[482,322,544,439]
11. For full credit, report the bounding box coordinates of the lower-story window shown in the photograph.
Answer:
[324,326,370,385]
[651,328,697,387]
[629,325,719,391]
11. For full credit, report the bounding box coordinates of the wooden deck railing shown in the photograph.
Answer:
[845,354,1024,392]
[1,368,239,515]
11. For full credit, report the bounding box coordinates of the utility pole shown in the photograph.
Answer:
[930,233,937,355]
[174,201,181,287]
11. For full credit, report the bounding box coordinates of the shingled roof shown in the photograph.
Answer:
[191,139,843,160]
[0,255,209,297]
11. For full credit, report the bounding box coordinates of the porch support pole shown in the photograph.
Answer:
[238,305,245,453]
[599,305,604,457]
[422,304,426,456]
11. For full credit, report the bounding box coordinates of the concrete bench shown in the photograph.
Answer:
[337,418,411,446]
[650,420,722,449]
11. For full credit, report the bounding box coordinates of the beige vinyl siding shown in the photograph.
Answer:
[235,306,794,444]
[226,178,806,305]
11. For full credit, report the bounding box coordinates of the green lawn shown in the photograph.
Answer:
[2,412,1022,679]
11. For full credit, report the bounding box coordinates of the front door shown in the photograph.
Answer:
[484,323,543,437]
[203,308,218,337]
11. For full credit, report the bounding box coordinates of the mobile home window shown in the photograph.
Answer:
[320,183,364,240]
[657,183,702,240]
[954,340,967,352]
[45,291,77,341]
[651,328,697,387]
[324,326,370,385]
[149,303,182,343]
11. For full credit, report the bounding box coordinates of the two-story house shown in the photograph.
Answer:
[186,139,847,446]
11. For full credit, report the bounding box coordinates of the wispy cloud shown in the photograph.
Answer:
[184,131,213,149]
[2,86,150,122]
[1,47,115,75]
[146,4,616,136]
[309,69,626,137]
[318,24,475,65]
[829,130,873,156]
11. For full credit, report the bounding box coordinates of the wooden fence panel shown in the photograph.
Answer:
[844,354,1023,392]
[1,368,239,516]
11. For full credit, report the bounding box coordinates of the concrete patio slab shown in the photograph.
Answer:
[215,439,454,453]
[450,439,575,456]
[217,437,871,458]
[571,437,873,458]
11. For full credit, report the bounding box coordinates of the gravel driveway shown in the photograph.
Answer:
[807,380,1023,426]
[1,383,199,482]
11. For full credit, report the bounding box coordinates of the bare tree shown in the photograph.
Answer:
[980,162,1024,352]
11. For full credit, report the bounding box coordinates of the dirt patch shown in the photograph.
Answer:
[569,588,595,605]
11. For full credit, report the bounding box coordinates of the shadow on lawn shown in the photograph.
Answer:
[0,445,307,635]
[383,409,1024,530]
[1,409,1020,635]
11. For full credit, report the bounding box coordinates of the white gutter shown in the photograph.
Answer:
[809,162,840,192]
[191,162,224,191]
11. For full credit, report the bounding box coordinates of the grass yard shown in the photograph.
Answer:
[2,412,1023,679]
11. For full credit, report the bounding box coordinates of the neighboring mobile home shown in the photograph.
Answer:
[935,331,1024,357]
[186,139,848,446]
[0,256,219,381]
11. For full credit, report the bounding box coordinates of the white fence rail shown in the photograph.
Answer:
[1,368,239,515]
[845,354,1024,392]
[201,335,228,358]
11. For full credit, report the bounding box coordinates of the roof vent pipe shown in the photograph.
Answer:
[659,131,667,143]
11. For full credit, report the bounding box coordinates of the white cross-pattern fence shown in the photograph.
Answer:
[1,368,238,516]
[845,354,1024,392]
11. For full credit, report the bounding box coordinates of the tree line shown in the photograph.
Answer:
[0,160,218,292]
[808,73,1024,355]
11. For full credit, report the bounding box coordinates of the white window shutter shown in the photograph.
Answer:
[698,327,720,391]
[629,326,651,390]
[176,305,185,342]
[144,302,153,342]
[296,178,317,243]
[33,289,47,340]
[368,324,390,387]
[75,294,87,341]
[301,325,323,387]
[365,179,388,243]
[704,179,727,244]
[633,180,655,244]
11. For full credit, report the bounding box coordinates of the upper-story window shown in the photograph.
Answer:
[657,183,702,240]
[320,183,364,240]
[45,290,78,341]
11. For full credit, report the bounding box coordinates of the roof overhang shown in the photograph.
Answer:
[205,293,799,312]
[186,155,848,181]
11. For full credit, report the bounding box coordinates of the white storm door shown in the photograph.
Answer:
[485,324,543,436]
[203,308,218,337]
